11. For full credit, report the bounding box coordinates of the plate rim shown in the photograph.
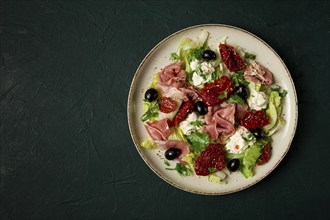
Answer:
[127,23,298,195]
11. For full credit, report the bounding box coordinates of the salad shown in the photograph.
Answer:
[140,31,287,183]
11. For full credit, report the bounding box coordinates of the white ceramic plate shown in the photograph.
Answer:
[127,24,298,195]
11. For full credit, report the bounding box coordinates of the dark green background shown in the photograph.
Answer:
[1,0,329,219]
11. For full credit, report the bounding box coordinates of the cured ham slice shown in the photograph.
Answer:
[157,62,199,101]
[153,140,190,163]
[158,62,186,90]
[144,118,172,141]
[217,102,236,124]
[203,103,236,143]
[244,61,273,85]
[178,86,199,101]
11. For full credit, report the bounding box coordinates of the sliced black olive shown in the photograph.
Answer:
[250,128,263,140]
[227,159,240,172]
[194,101,208,115]
[235,85,249,100]
[144,88,158,102]
[165,148,181,160]
[202,50,217,61]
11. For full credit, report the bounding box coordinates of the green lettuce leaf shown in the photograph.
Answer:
[244,52,256,60]
[240,144,262,178]
[227,94,245,105]
[186,132,210,155]
[211,69,221,81]
[182,152,197,170]
[218,91,228,99]
[231,72,249,87]
[140,138,156,149]
[166,163,192,176]
[263,90,286,135]
[140,101,159,122]
[168,127,187,142]
[170,52,180,62]
[240,138,270,178]
[268,85,287,97]
[190,120,205,127]
[208,171,228,183]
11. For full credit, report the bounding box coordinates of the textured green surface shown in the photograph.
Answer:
[1,0,329,219]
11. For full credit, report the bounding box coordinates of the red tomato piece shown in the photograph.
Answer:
[194,144,226,176]
[257,144,271,165]
[199,75,234,106]
[219,44,246,72]
[159,97,177,113]
[172,100,194,126]
[240,110,270,129]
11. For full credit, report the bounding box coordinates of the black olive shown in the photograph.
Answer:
[227,159,240,172]
[194,101,208,115]
[250,128,263,140]
[202,50,217,61]
[235,85,249,100]
[144,88,158,102]
[165,148,181,160]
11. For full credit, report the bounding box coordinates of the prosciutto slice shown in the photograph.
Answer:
[244,61,273,85]
[144,118,172,141]
[178,86,199,101]
[153,140,190,163]
[203,102,236,143]
[158,62,186,90]
[157,62,199,101]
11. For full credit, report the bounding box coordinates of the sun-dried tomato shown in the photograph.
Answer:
[199,75,234,106]
[257,144,271,165]
[194,144,226,176]
[240,110,270,129]
[159,97,177,113]
[219,44,246,72]
[172,100,194,126]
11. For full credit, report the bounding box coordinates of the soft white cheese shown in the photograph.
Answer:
[190,59,199,71]
[247,84,268,110]
[191,61,215,88]
[179,112,204,135]
[225,126,256,154]
[200,62,215,75]
[192,72,204,87]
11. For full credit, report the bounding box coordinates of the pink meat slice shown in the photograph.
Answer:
[144,118,172,141]
[178,86,199,101]
[244,61,273,85]
[157,62,198,101]
[158,62,186,90]
[203,102,236,143]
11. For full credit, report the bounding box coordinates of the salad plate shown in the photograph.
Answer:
[127,24,298,195]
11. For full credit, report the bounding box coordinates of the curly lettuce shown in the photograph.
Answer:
[263,89,286,136]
